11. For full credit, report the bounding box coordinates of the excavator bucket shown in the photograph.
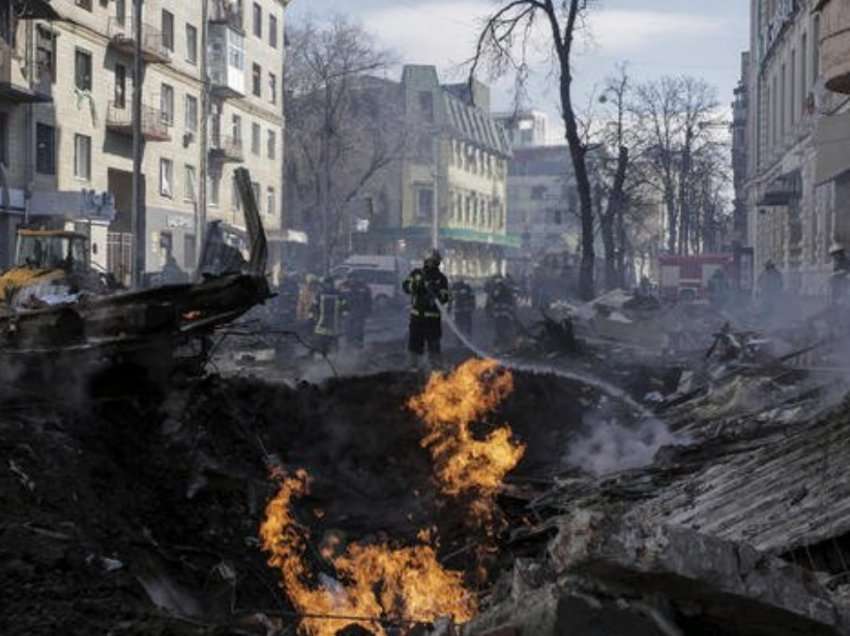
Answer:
[197,167,268,279]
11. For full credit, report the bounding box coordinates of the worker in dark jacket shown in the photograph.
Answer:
[403,250,450,369]
[757,260,783,314]
[449,278,475,337]
[310,276,347,356]
[486,276,517,347]
[340,272,373,349]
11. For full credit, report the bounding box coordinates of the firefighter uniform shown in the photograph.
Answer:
[311,278,347,355]
[340,275,373,349]
[450,279,475,336]
[403,252,450,366]
[486,279,517,346]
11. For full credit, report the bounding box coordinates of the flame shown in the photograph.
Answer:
[260,470,477,636]
[407,359,525,526]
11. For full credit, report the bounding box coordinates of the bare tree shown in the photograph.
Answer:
[470,0,598,300]
[285,16,407,272]
[632,76,722,256]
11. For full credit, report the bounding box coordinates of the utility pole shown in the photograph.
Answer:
[197,0,209,274]
[431,132,440,251]
[131,0,144,287]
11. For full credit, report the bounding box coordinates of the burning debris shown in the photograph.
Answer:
[408,359,526,530]
[260,469,476,636]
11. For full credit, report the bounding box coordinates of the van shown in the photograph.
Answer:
[331,255,411,308]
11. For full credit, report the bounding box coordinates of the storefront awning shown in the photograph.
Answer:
[29,190,116,222]
[815,111,850,185]
[369,226,521,249]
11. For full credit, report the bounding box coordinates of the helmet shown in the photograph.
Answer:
[424,249,442,268]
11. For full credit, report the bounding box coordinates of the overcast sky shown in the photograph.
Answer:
[288,1,749,142]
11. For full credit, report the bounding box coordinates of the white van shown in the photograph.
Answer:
[331,255,411,308]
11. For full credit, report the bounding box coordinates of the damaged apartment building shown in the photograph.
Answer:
[743,0,850,296]
[0,0,287,285]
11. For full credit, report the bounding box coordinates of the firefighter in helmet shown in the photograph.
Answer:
[310,276,347,356]
[402,250,450,369]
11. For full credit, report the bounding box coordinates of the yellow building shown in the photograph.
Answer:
[0,0,287,284]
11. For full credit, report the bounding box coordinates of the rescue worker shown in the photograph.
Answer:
[706,268,730,309]
[277,272,300,327]
[830,244,850,307]
[486,276,517,347]
[403,250,450,369]
[340,272,373,349]
[297,274,320,323]
[310,276,347,355]
[757,260,783,314]
[161,253,186,284]
[449,277,476,336]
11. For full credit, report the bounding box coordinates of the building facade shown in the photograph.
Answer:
[356,66,516,279]
[492,110,549,148]
[0,0,286,284]
[743,0,850,296]
[505,145,578,277]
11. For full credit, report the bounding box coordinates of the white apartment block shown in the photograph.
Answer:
[0,0,286,284]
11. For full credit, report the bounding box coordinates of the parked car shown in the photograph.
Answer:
[331,255,410,308]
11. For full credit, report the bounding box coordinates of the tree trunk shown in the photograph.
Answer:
[601,146,628,290]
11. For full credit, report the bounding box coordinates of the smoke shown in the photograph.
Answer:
[565,408,678,476]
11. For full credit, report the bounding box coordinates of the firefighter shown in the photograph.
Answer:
[277,272,300,327]
[340,272,373,349]
[757,260,783,314]
[310,276,347,356]
[449,277,475,337]
[706,268,730,308]
[486,276,517,347]
[403,250,450,369]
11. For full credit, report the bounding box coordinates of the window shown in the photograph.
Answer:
[813,15,820,80]
[185,94,198,133]
[159,231,173,257]
[184,164,196,202]
[252,182,261,207]
[251,122,261,155]
[161,84,174,125]
[232,175,242,210]
[790,50,796,126]
[209,173,220,207]
[114,64,127,109]
[269,72,277,104]
[0,114,6,165]
[75,0,92,11]
[801,33,808,115]
[160,158,173,197]
[252,63,261,97]
[232,114,242,142]
[74,134,91,180]
[162,10,174,52]
[115,0,126,25]
[267,187,275,216]
[186,24,198,65]
[184,234,196,270]
[253,3,262,38]
[269,14,278,48]
[36,124,55,175]
[417,188,434,219]
[36,26,56,83]
[75,48,92,91]
[267,130,276,159]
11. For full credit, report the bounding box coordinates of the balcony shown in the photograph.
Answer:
[820,0,850,94]
[208,22,245,99]
[107,17,171,64]
[106,102,171,142]
[209,0,244,32]
[0,41,52,103]
[209,135,244,163]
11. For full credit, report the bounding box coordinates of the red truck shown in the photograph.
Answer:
[658,254,737,301]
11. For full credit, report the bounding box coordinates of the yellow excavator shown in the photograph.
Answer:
[0,228,117,308]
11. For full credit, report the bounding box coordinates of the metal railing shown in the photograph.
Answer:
[107,16,171,62]
[106,101,170,140]
[209,134,244,161]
